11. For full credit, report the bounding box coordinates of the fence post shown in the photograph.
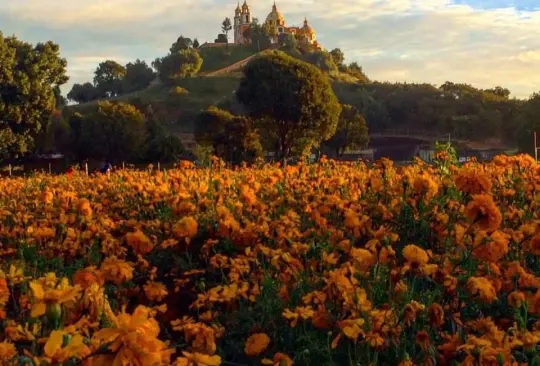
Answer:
[157,162,161,171]
[85,163,89,176]
[8,164,11,177]
[122,161,125,170]
[49,162,52,175]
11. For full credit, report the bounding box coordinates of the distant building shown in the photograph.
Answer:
[233,1,322,49]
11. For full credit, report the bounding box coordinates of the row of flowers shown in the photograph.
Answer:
[0,154,539,365]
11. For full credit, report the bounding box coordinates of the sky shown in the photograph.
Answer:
[1,0,539,99]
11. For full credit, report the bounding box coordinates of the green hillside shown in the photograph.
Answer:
[198,45,257,73]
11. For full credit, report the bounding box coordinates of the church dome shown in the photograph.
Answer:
[266,3,285,26]
[302,18,315,35]
[235,2,241,14]
[242,0,249,11]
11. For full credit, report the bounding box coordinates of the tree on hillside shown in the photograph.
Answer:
[215,34,228,43]
[279,33,297,50]
[195,105,262,163]
[516,93,540,155]
[236,51,341,161]
[324,104,369,157]
[0,33,68,159]
[94,60,126,97]
[248,20,272,52]
[122,59,156,93]
[193,38,200,49]
[53,86,67,109]
[330,48,345,68]
[170,36,193,53]
[79,101,146,161]
[144,110,184,162]
[345,62,369,82]
[303,50,338,74]
[154,49,203,83]
[222,18,232,47]
[67,83,100,104]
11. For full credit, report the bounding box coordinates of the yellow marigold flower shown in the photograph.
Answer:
[465,194,502,233]
[467,277,498,304]
[472,230,509,263]
[244,333,270,357]
[42,330,89,364]
[261,353,294,366]
[0,341,16,364]
[175,351,221,366]
[144,281,168,302]
[173,217,198,242]
[100,257,134,285]
[508,291,526,308]
[93,305,173,366]
[402,244,429,267]
[126,230,154,255]
[29,276,80,319]
[528,234,540,256]
[0,277,9,308]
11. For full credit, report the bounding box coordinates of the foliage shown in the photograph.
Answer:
[0,33,68,160]
[302,50,338,74]
[195,106,262,164]
[329,48,345,67]
[154,49,203,83]
[67,83,100,104]
[278,33,297,50]
[77,101,147,161]
[93,60,126,97]
[324,104,369,156]
[221,18,233,43]
[170,86,190,96]
[515,93,540,155]
[144,116,185,162]
[247,20,272,52]
[237,51,341,160]
[193,38,200,49]
[122,59,156,93]
[170,36,193,53]
[343,61,369,82]
[215,34,228,43]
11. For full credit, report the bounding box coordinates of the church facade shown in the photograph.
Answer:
[233,1,321,49]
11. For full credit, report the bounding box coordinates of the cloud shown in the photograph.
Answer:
[1,0,539,98]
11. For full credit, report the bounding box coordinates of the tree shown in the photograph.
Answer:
[155,49,203,83]
[170,36,193,53]
[215,34,228,43]
[516,93,540,155]
[279,33,297,50]
[329,48,345,68]
[303,50,338,74]
[79,101,146,161]
[236,51,341,161]
[122,59,155,93]
[248,20,272,51]
[93,60,126,97]
[144,112,184,162]
[221,18,232,45]
[195,106,262,164]
[324,104,369,157]
[193,38,200,49]
[346,62,369,82]
[67,83,100,104]
[0,33,68,159]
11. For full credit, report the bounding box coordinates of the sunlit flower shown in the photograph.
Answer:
[244,333,270,356]
[100,257,134,285]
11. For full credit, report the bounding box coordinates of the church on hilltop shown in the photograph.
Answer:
[233,1,321,49]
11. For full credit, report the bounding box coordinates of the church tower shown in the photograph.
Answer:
[234,2,242,43]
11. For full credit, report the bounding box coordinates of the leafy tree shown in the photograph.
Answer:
[345,62,369,82]
[516,93,540,155]
[93,60,126,97]
[303,50,338,74]
[193,38,200,49]
[279,33,297,50]
[329,48,345,68]
[67,82,100,104]
[79,101,146,161]
[237,51,341,160]
[0,33,68,159]
[53,86,67,109]
[195,106,262,164]
[144,114,184,162]
[215,34,228,43]
[122,59,155,93]
[248,20,272,52]
[155,49,203,83]
[221,18,232,44]
[170,36,193,53]
[324,104,369,157]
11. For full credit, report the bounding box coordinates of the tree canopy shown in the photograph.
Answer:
[324,104,369,157]
[0,33,68,159]
[93,60,126,97]
[237,50,341,160]
[154,49,203,83]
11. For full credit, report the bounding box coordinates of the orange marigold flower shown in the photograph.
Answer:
[415,330,431,351]
[76,198,92,217]
[472,230,509,263]
[0,278,9,308]
[126,230,154,255]
[100,257,134,285]
[467,277,498,303]
[175,351,221,366]
[244,333,270,357]
[454,168,492,195]
[402,245,429,267]
[465,194,502,232]
[528,234,540,256]
[173,217,198,242]
[428,303,445,328]
[144,281,168,302]
[261,353,294,366]
[508,291,526,308]
[73,266,104,289]
[0,341,17,364]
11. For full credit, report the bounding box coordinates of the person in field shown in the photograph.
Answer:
[100,161,112,175]
[66,165,74,179]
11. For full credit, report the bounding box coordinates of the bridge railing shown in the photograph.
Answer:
[370,128,466,142]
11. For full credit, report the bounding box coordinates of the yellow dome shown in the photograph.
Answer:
[266,3,285,25]
[302,18,315,35]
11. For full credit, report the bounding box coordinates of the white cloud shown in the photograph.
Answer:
[0,0,539,98]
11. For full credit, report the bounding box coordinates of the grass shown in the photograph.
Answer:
[198,45,257,73]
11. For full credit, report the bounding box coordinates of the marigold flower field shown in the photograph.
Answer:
[2,155,540,365]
